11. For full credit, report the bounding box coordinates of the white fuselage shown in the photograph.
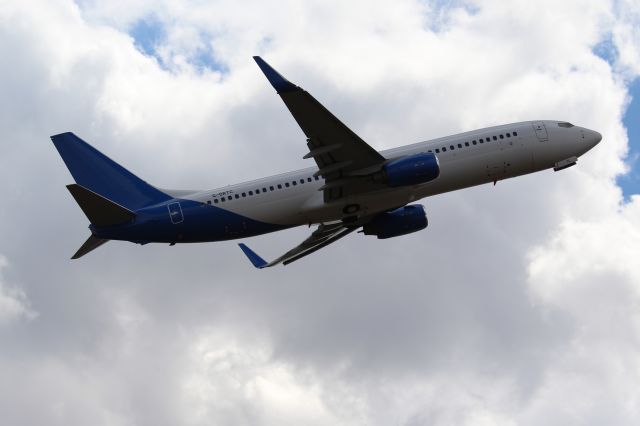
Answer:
[180,120,599,227]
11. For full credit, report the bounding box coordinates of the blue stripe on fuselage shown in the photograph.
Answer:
[90,199,290,243]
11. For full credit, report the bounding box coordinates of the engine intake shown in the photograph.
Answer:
[363,204,428,239]
[376,152,440,187]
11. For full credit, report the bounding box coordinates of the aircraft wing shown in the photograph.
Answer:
[239,222,358,268]
[254,57,387,202]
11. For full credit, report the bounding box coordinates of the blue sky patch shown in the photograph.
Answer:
[593,36,617,64]
[189,36,229,74]
[130,16,166,63]
[129,17,227,74]
[593,35,639,199]
[618,78,640,200]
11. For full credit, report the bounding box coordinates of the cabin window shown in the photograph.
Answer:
[277,184,282,189]
[458,143,462,148]
[479,139,484,143]
[241,192,246,197]
[442,147,447,152]
[234,194,239,199]
[315,176,320,180]
[227,196,233,201]
[493,136,497,141]
[214,199,219,204]
[206,200,211,205]
[506,132,511,137]
[307,177,312,182]
[435,148,440,153]
[450,145,455,150]
[465,142,469,147]
[248,191,253,195]
[513,131,518,136]
[285,182,290,187]
[472,140,477,145]
[270,186,274,191]
[299,179,304,184]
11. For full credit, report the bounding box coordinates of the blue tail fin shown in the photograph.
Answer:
[51,132,170,210]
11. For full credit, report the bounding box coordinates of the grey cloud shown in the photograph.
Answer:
[0,0,639,425]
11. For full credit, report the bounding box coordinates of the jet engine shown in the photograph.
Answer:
[374,152,440,187]
[362,204,428,239]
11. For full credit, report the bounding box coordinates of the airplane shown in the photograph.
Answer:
[51,56,602,268]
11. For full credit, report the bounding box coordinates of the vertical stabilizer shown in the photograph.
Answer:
[51,132,170,210]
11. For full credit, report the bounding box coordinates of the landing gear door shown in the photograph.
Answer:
[532,121,548,141]
[167,202,184,224]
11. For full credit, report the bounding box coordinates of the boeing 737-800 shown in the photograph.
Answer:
[52,56,602,267]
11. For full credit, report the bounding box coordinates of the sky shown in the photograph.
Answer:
[1,0,640,425]
[619,78,639,198]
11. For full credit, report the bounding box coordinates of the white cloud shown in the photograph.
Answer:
[523,196,640,424]
[182,330,345,425]
[612,0,640,79]
[0,0,640,424]
[0,255,36,325]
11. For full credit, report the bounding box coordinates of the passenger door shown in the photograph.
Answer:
[532,121,548,141]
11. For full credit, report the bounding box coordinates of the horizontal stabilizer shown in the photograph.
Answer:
[72,234,109,259]
[67,184,136,227]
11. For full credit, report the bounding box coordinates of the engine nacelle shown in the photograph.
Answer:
[362,204,428,239]
[379,152,440,187]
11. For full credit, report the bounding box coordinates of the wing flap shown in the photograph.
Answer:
[282,227,355,266]
[278,91,386,170]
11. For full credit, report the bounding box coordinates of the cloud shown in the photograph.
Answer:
[0,0,639,424]
[0,255,37,325]
[523,197,640,424]
[611,0,640,79]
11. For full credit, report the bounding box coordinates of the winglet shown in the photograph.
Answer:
[253,56,299,93]
[238,243,269,269]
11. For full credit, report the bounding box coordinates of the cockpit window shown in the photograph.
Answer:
[558,122,574,128]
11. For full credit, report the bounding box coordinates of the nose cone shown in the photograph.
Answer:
[586,129,602,149]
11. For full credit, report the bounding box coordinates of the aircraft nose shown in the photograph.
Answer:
[581,128,602,151]
[587,129,602,148]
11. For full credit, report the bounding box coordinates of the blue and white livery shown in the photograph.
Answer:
[52,57,602,267]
